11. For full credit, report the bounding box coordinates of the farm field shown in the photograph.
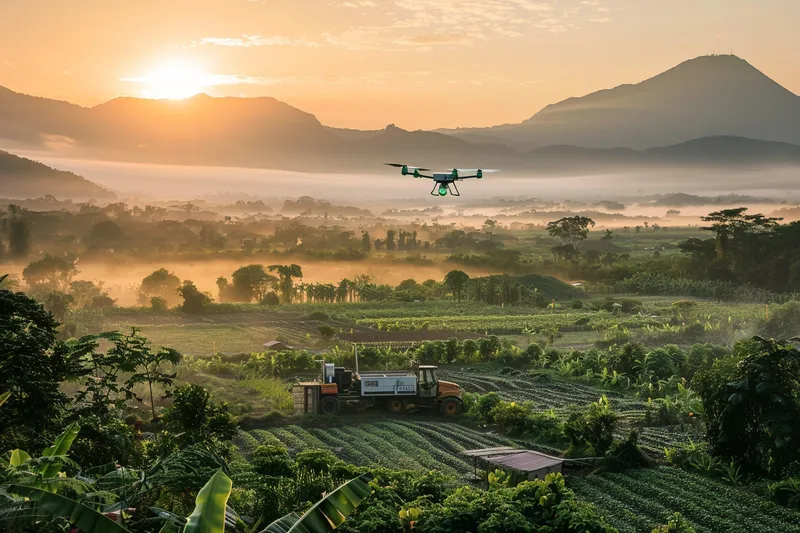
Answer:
[233,419,553,478]
[570,466,800,533]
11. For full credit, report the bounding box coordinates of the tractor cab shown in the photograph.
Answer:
[411,362,461,400]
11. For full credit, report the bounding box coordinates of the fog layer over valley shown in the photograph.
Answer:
[13,151,800,204]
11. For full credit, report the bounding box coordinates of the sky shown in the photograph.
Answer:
[1,0,799,130]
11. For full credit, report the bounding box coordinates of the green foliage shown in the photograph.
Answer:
[0,286,72,451]
[252,445,295,478]
[695,336,800,477]
[184,470,233,533]
[651,512,696,533]
[264,474,373,533]
[22,254,78,292]
[179,280,213,314]
[563,396,618,456]
[164,384,238,450]
[140,268,182,305]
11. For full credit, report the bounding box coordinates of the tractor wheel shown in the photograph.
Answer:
[320,396,341,416]
[387,398,406,414]
[440,398,462,416]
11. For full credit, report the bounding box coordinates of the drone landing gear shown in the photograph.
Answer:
[430,181,460,197]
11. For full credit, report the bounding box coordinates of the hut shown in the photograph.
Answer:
[462,447,564,481]
[263,340,292,351]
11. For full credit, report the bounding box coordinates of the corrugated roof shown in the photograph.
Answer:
[462,447,563,473]
[488,451,563,472]
[462,447,518,457]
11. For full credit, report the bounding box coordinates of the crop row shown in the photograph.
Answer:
[571,466,800,533]
[439,370,645,414]
[240,421,516,476]
[357,312,664,334]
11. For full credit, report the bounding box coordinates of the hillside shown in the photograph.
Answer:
[0,150,114,199]
[441,55,800,150]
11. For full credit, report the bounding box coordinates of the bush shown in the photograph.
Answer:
[570,299,584,309]
[178,280,212,314]
[651,513,697,533]
[295,448,338,475]
[252,444,295,477]
[150,296,169,312]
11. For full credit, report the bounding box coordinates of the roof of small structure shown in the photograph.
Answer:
[462,447,563,473]
[263,340,290,348]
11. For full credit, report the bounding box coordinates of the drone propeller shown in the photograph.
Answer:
[385,163,431,171]
[444,168,500,173]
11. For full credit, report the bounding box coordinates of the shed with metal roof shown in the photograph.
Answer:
[462,447,564,481]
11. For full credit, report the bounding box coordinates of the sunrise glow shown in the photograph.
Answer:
[124,59,210,100]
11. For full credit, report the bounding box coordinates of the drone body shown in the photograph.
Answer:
[385,164,498,196]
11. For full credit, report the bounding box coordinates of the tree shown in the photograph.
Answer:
[87,220,124,247]
[164,384,238,449]
[22,255,78,292]
[547,216,595,249]
[231,264,277,302]
[695,337,800,477]
[443,270,470,302]
[0,284,73,451]
[386,230,397,251]
[601,229,614,241]
[361,231,371,252]
[140,268,181,305]
[178,280,212,314]
[122,328,183,421]
[3,205,31,257]
[268,264,303,304]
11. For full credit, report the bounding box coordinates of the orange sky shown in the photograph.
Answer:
[1,0,798,130]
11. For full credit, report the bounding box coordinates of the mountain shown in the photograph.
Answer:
[0,89,347,170]
[440,55,800,150]
[2,55,800,173]
[522,136,800,170]
[0,150,115,199]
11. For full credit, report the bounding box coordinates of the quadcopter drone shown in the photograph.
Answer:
[385,163,498,196]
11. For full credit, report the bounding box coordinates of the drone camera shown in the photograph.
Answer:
[438,185,448,196]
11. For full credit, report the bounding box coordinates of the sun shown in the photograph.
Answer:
[133,59,210,100]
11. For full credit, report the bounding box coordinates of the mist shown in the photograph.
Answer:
[15,150,800,205]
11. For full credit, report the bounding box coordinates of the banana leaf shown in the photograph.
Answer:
[8,484,132,533]
[41,423,80,479]
[262,474,373,533]
[0,391,10,408]
[9,449,31,467]
[184,470,232,533]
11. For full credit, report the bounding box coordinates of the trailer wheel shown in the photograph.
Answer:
[440,398,462,416]
[387,399,406,414]
[320,396,341,416]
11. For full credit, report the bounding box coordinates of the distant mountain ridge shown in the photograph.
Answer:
[0,150,114,199]
[438,55,800,150]
[1,54,800,173]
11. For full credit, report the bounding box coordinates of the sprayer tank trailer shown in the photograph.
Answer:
[293,360,463,416]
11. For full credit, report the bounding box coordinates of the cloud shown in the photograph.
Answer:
[395,33,473,45]
[590,17,612,23]
[195,35,320,47]
[324,0,608,49]
[2,61,12,67]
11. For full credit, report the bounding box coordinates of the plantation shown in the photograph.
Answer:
[570,467,800,533]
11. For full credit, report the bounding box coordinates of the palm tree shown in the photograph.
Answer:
[268,264,303,304]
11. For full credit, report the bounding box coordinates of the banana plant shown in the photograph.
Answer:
[0,391,10,408]
[263,474,373,533]
[152,470,236,533]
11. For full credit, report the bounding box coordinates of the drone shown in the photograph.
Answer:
[385,163,498,196]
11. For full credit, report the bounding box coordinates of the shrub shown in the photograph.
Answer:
[150,296,169,312]
[252,444,295,477]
